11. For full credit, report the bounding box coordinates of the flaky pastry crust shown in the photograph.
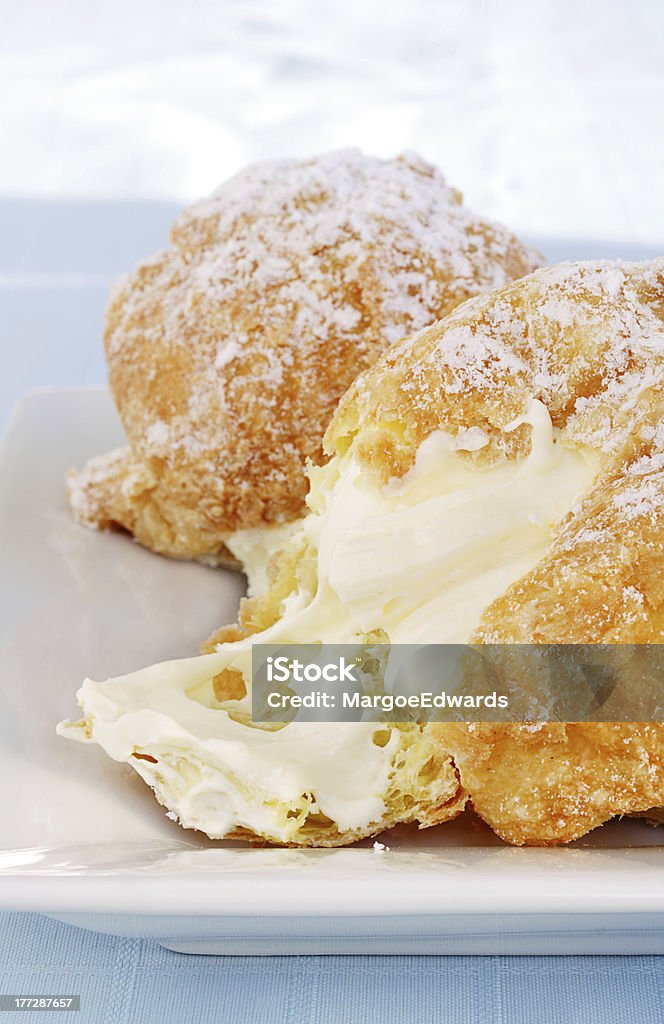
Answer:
[326,257,664,844]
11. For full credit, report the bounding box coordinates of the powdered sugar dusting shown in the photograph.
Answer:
[110,147,541,407]
[166,148,539,363]
[389,258,664,457]
[614,477,664,521]
[67,447,132,528]
[146,420,169,446]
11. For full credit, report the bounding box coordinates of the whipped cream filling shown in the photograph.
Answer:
[58,654,400,839]
[223,519,302,596]
[59,399,596,840]
[210,398,595,673]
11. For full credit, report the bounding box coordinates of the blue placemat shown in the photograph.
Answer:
[0,913,662,1024]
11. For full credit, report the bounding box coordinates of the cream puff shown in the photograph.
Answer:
[67,149,540,586]
[60,258,664,846]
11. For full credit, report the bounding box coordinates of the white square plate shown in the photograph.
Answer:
[1,389,663,955]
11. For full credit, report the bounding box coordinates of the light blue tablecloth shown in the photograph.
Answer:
[2,202,663,1024]
[0,912,662,1024]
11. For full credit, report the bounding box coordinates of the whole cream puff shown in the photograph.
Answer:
[68,149,540,581]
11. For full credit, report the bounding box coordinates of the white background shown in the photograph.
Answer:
[1,0,663,423]
[2,0,664,242]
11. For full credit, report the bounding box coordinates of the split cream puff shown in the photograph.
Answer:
[59,258,664,846]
